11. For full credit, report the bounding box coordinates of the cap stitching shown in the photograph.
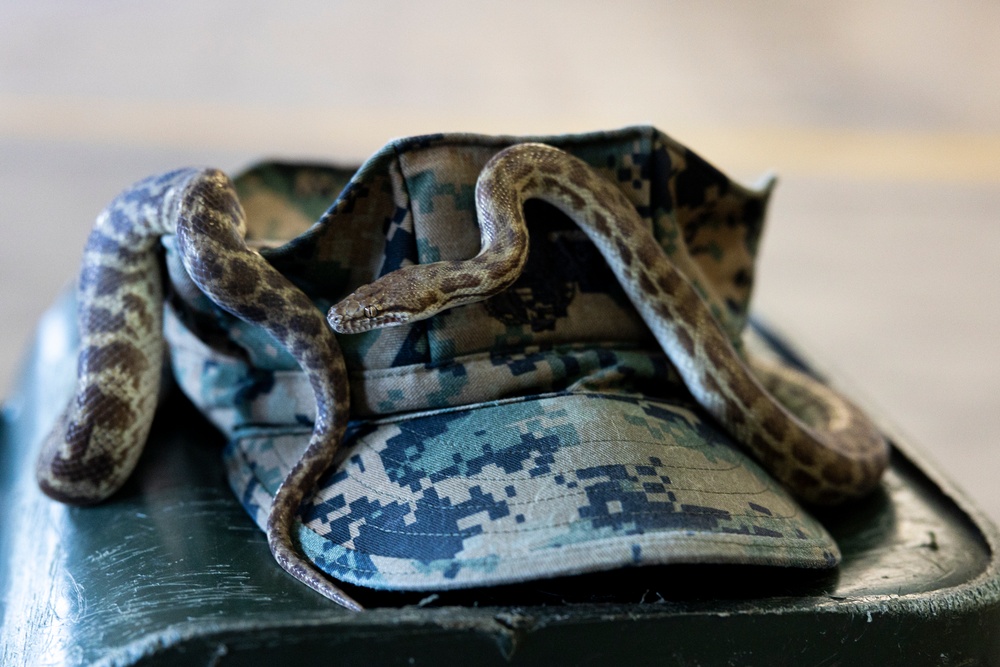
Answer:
[310,535,834,576]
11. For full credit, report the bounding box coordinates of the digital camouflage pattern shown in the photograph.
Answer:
[163,126,840,590]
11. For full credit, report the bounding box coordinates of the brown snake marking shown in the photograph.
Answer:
[35,168,362,611]
[329,143,890,506]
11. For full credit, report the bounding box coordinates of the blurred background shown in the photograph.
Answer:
[1,1,998,523]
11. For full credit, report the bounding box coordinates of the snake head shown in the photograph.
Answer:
[327,279,414,334]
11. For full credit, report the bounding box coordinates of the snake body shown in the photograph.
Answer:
[36,169,361,610]
[37,142,888,613]
[329,143,890,505]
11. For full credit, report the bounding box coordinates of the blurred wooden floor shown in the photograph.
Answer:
[2,1,998,523]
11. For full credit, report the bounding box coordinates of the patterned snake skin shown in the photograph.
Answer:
[35,168,362,610]
[329,143,890,506]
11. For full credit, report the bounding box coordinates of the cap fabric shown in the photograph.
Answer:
[162,126,839,592]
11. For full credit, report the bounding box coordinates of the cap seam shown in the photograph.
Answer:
[308,509,816,539]
[331,456,780,512]
[347,341,658,380]
[312,535,834,577]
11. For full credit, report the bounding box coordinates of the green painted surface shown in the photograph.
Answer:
[1,293,998,666]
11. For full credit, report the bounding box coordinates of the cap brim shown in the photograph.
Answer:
[225,389,839,592]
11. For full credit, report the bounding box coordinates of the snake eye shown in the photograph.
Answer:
[363,305,381,319]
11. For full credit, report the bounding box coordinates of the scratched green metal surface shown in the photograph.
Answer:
[1,291,998,666]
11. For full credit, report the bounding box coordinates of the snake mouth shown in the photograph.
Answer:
[327,304,411,334]
[327,292,425,334]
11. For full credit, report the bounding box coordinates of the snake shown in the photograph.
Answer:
[34,168,362,611]
[329,143,890,506]
[35,143,889,614]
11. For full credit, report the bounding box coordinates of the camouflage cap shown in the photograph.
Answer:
[163,126,839,592]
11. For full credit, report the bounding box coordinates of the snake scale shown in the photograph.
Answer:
[35,168,361,610]
[36,142,888,612]
[329,143,889,506]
